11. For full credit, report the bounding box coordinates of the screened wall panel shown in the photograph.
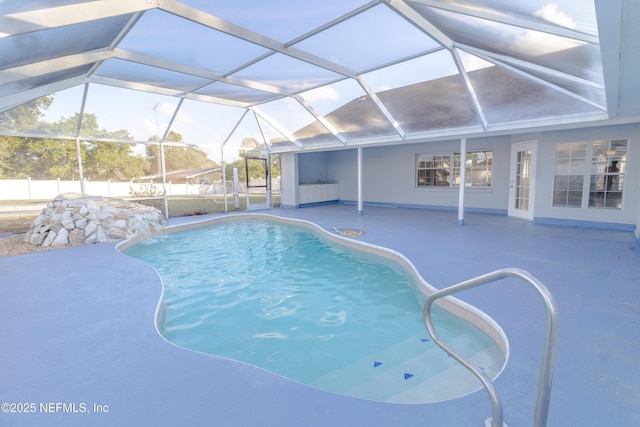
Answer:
[507,64,606,108]
[408,3,603,84]
[378,79,479,132]
[362,51,456,93]
[1,0,95,15]
[195,82,275,105]
[0,0,618,154]
[169,99,245,149]
[423,0,599,35]
[0,65,90,103]
[183,0,367,43]
[0,15,133,69]
[255,97,335,143]
[222,113,265,151]
[255,116,299,151]
[230,53,343,93]
[0,85,85,136]
[292,4,440,72]
[94,59,211,93]
[468,65,601,124]
[118,9,269,73]
[299,79,397,140]
[80,84,180,141]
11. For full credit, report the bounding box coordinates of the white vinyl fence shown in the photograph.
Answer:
[0,178,279,201]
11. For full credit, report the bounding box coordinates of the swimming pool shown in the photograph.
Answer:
[121,214,507,403]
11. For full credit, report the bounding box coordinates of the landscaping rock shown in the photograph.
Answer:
[24,193,165,247]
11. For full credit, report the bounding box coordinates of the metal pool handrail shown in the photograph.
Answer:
[423,268,559,427]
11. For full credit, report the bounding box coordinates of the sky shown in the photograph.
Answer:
[30,0,600,160]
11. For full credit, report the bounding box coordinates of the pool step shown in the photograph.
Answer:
[309,333,500,403]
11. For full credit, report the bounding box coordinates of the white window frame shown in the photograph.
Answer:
[552,139,627,210]
[552,142,586,208]
[416,150,493,188]
[416,153,450,187]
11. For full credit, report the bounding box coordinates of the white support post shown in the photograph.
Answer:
[357,146,363,215]
[156,98,182,220]
[160,141,169,220]
[221,147,228,213]
[266,154,272,208]
[75,137,86,195]
[75,84,88,195]
[233,168,240,210]
[458,138,467,226]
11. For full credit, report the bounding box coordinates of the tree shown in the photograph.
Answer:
[0,96,56,178]
[146,131,217,175]
[84,141,149,180]
[0,95,54,133]
[225,158,248,183]
[0,108,150,180]
[24,138,80,179]
[69,113,149,180]
[270,154,281,178]
[0,136,27,178]
[223,138,279,183]
[224,137,262,182]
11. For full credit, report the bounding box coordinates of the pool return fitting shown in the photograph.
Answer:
[423,267,559,427]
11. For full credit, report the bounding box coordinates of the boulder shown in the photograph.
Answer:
[24,193,166,247]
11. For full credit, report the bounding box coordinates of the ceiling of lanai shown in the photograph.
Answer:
[1,0,639,155]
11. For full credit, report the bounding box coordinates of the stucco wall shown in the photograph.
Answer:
[280,153,298,208]
[532,123,640,229]
[298,152,331,183]
[325,136,511,213]
[636,195,640,240]
[286,123,639,231]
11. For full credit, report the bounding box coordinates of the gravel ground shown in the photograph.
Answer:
[0,234,69,257]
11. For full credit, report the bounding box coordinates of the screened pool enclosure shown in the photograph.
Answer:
[0,0,629,214]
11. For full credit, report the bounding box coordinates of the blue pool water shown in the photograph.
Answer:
[123,217,505,403]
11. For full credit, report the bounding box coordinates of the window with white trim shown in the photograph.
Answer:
[589,140,626,209]
[416,154,450,187]
[454,151,493,187]
[552,139,626,209]
[553,142,586,207]
[416,151,493,188]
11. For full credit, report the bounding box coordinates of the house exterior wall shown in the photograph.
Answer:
[280,153,298,209]
[323,136,510,214]
[285,123,640,232]
[530,124,639,231]
[636,195,640,240]
[298,152,331,183]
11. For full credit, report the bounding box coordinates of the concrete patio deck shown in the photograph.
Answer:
[1,205,638,426]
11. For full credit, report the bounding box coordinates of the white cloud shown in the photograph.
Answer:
[461,54,494,72]
[140,118,156,138]
[487,4,584,58]
[137,102,183,139]
[174,109,195,127]
[159,101,176,118]
[534,4,577,30]
[513,29,581,57]
[301,85,340,103]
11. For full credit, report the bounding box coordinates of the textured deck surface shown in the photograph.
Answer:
[1,205,639,426]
